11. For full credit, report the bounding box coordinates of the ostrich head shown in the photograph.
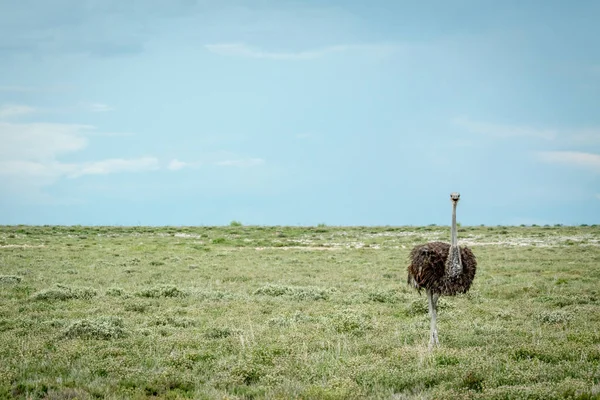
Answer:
[450,192,460,204]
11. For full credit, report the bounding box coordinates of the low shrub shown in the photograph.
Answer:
[367,289,403,304]
[205,327,233,339]
[0,275,22,284]
[254,284,330,301]
[63,316,127,340]
[136,285,187,298]
[106,287,126,297]
[330,309,372,335]
[32,284,97,301]
[148,316,197,328]
[538,310,572,324]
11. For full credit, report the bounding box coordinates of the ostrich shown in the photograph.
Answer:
[407,192,477,348]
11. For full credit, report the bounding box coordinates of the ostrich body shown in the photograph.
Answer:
[407,192,477,347]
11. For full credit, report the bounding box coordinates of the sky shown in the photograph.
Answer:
[0,0,599,226]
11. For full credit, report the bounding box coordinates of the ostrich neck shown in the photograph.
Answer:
[451,203,458,247]
[447,202,462,278]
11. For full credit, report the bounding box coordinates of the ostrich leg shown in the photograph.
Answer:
[433,292,440,345]
[427,289,439,348]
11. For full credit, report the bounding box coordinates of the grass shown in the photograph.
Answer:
[0,224,599,399]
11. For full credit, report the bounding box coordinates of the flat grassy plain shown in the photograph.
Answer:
[1,224,599,399]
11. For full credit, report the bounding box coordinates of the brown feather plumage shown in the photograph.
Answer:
[407,241,477,296]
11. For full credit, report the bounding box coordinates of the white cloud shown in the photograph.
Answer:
[570,129,600,144]
[0,157,159,205]
[536,151,600,174]
[216,158,265,167]
[87,131,135,137]
[87,103,114,112]
[204,43,398,60]
[167,159,205,171]
[454,117,600,144]
[0,101,118,121]
[168,156,265,170]
[453,117,557,140]
[205,43,347,60]
[0,120,160,202]
[596,194,600,201]
[68,157,159,178]
[168,159,188,171]
[0,122,91,160]
[0,160,74,184]
[0,105,37,119]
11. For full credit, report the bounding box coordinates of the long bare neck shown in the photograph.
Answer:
[446,201,462,277]
[451,202,458,247]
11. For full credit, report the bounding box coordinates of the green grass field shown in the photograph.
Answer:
[1,225,599,399]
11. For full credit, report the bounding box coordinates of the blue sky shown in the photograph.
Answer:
[0,0,598,226]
